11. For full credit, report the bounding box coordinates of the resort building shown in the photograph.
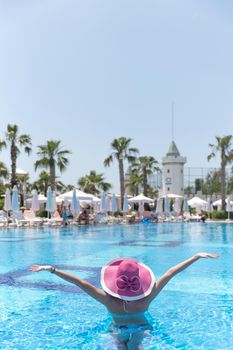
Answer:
[161,141,187,196]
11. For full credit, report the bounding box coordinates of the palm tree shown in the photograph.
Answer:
[64,184,75,192]
[3,124,31,187]
[78,170,112,196]
[32,171,51,196]
[104,137,138,208]
[136,156,160,196]
[125,164,142,196]
[208,135,233,210]
[0,140,8,186]
[0,161,8,181]
[34,140,71,191]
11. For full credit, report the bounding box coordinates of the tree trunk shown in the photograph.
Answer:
[221,156,226,211]
[50,164,56,191]
[44,183,48,197]
[119,159,125,209]
[10,142,17,188]
[143,168,148,196]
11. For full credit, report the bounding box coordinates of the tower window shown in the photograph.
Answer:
[167,187,170,191]
[167,169,170,173]
[181,169,183,174]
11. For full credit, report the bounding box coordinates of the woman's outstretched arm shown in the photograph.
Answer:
[147,252,219,302]
[31,265,108,305]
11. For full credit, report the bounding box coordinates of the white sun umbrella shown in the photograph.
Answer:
[155,198,163,213]
[52,191,57,213]
[71,189,80,218]
[123,194,129,213]
[100,191,107,212]
[183,197,189,213]
[174,197,181,214]
[164,196,170,213]
[212,198,233,210]
[56,189,93,203]
[188,196,207,210]
[111,193,117,213]
[128,193,154,203]
[106,195,111,212]
[11,185,19,211]
[128,193,153,216]
[31,189,40,212]
[3,188,11,218]
[46,186,53,218]
[226,196,232,220]
[26,193,47,205]
[162,193,183,199]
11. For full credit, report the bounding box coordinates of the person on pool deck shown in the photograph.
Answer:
[31,252,219,350]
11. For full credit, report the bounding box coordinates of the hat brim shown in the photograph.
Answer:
[101,258,155,301]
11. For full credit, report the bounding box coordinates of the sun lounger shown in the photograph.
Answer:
[24,210,44,226]
[11,211,30,226]
[0,212,8,227]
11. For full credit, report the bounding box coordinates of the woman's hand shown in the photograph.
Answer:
[195,252,219,259]
[31,265,54,272]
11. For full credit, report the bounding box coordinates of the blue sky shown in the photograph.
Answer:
[0,0,233,191]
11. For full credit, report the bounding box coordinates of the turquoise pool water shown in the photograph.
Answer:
[0,223,232,349]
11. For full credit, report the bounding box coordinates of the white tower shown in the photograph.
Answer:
[161,141,186,196]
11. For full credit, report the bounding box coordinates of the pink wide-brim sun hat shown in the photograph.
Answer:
[101,258,155,301]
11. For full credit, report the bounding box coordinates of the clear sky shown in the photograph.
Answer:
[0,0,233,192]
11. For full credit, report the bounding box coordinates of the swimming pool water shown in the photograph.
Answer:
[0,223,233,349]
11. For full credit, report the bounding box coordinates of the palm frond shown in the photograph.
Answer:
[104,155,113,167]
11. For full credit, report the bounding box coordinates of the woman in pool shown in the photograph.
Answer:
[31,252,219,350]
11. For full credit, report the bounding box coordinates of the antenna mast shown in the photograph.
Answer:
[171,101,174,141]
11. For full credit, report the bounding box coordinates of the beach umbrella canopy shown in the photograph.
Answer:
[3,188,11,212]
[183,197,189,212]
[56,189,93,203]
[155,198,163,213]
[123,194,129,213]
[101,191,107,212]
[71,189,80,215]
[31,190,40,212]
[174,197,181,213]
[46,186,53,213]
[26,193,47,204]
[111,193,117,213]
[188,196,207,209]
[162,193,183,199]
[128,194,154,203]
[11,185,19,211]
[164,196,170,213]
[129,193,153,216]
[81,194,100,204]
[212,198,233,209]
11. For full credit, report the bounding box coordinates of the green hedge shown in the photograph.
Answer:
[209,210,233,220]
[37,210,48,218]
[0,198,4,210]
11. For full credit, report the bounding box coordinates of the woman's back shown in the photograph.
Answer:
[106,295,150,325]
